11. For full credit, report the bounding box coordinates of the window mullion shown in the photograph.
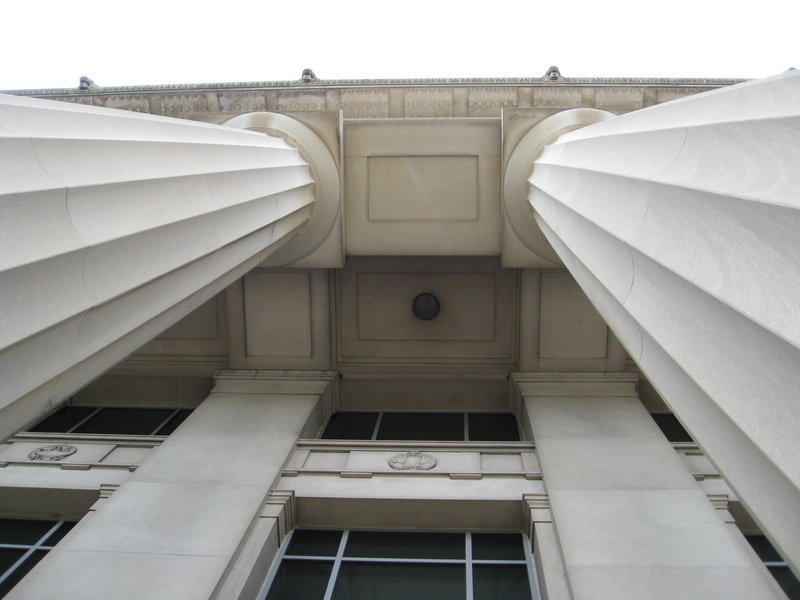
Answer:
[371,413,383,441]
[322,530,349,600]
[0,547,38,587]
[35,520,64,549]
[67,407,103,433]
[464,414,470,442]
[151,408,181,435]
[0,520,62,588]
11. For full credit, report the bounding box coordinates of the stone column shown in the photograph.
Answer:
[505,71,800,571]
[0,95,340,438]
[7,371,337,600]
[517,373,784,600]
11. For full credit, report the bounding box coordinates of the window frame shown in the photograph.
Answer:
[25,405,193,437]
[744,533,800,599]
[320,411,523,442]
[257,528,540,600]
[0,518,74,598]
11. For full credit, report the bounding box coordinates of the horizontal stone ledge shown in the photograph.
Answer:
[12,432,166,445]
[281,469,542,479]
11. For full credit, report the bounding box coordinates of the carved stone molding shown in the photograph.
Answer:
[5,77,746,96]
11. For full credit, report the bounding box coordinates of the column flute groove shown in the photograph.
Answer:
[0,94,340,436]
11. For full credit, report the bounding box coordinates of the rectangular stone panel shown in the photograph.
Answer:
[336,256,516,364]
[244,272,312,357]
[367,156,479,221]
[304,451,349,470]
[357,273,494,341]
[480,453,523,471]
[157,297,218,339]
[344,120,501,256]
[539,271,608,358]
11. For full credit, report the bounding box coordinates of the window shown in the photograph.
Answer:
[0,519,74,598]
[27,406,193,436]
[745,534,800,599]
[321,413,521,442]
[261,530,535,600]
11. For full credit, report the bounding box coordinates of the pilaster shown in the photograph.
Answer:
[6,371,337,600]
[515,373,783,599]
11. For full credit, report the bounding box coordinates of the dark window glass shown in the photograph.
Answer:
[0,520,73,599]
[0,549,47,598]
[473,564,532,600]
[650,413,693,442]
[768,566,800,600]
[0,520,54,545]
[745,534,783,562]
[155,409,193,436]
[266,531,534,600]
[333,562,465,600]
[0,548,26,574]
[27,406,194,436]
[746,534,800,599]
[27,407,97,433]
[42,522,76,547]
[468,414,520,441]
[322,413,379,440]
[265,559,333,600]
[377,413,463,441]
[285,530,342,557]
[319,412,522,442]
[472,533,525,561]
[73,408,175,435]
[345,531,464,560]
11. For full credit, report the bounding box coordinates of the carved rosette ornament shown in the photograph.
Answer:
[388,451,437,471]
[28,445,78,461]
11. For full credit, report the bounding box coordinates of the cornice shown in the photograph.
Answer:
[3,76,747,96]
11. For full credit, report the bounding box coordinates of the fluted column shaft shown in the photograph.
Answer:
[0,94,338,438]
[514,72,800,571]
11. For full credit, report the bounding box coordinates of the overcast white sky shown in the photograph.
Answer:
[3,0,797,90]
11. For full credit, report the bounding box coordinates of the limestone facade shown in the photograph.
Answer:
[0,71,798,599]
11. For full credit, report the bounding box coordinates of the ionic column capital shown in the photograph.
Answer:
[503,108,613,266]
[223,112,341,267]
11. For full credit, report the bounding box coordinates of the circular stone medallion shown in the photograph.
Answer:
[388,450,437,471]
[28,444,78,461]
